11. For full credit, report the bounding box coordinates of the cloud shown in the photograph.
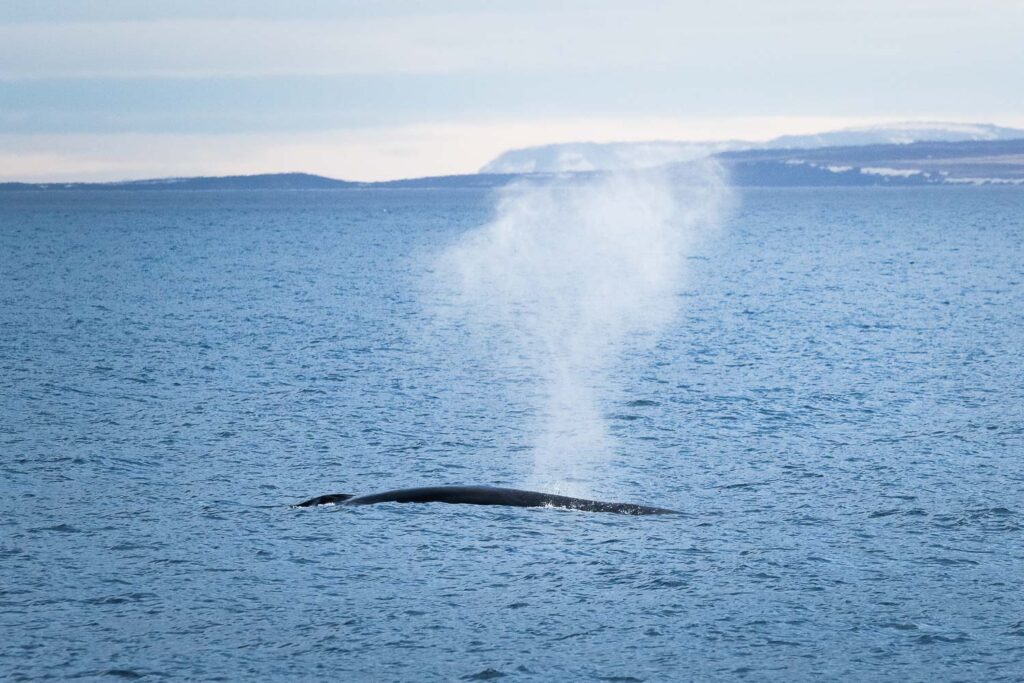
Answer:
[0,4,1020,79]
[0,14,689,79]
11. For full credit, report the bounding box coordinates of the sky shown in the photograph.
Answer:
[1,0,1022,182]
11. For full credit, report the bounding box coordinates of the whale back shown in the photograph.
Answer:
[297,485,677,515]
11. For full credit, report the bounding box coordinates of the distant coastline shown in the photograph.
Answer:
[4,138,1023,190]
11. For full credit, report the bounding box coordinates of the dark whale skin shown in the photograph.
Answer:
[295,485,677,515]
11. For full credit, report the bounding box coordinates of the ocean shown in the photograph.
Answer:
[1,186,1022,681]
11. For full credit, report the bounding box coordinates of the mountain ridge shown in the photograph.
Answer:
[481,122,1024,174]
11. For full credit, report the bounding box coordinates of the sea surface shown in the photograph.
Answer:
[1,187,1022,681]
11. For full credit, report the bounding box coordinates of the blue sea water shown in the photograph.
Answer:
[1,187,1022,681]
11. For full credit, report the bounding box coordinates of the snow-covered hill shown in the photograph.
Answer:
[480,122,1024,174]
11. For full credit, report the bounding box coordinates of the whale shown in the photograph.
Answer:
[294,485,677,515]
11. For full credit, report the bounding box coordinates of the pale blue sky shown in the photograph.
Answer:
[1,1,1021,181]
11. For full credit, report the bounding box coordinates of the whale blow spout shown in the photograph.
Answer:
[294,485,677,515]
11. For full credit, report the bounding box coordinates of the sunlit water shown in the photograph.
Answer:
[1,187,1022,681]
